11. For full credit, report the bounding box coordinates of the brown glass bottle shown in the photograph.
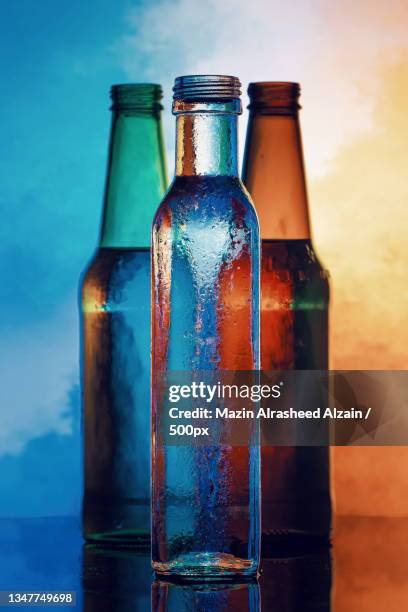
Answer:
[242,82,331,546]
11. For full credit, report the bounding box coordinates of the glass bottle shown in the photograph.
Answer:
[242,82,331,544]
[80,84,167,545]
[152,75,260,578]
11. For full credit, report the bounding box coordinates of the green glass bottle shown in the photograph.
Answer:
[80,84,167,545]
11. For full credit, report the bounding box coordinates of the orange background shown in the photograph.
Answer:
[309,60,408,518]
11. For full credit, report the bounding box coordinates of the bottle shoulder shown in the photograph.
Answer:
[262,239,329,292]
[80,248,150,304]
[153,175,258,228]
[262,239,326,269]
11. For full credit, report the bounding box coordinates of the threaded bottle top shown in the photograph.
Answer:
[173,75,241,100]
[173,75,242,114]
[110,84,163,113]
[247,82,301,115]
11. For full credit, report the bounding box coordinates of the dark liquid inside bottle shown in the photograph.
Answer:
[261,239,331,546]
[82,248,151,545]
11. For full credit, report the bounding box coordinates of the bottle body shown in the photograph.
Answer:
[152,176,260,577]
[81,85,167,544]
[261,239,331,539]
[81,248,151,543]
[242,82,331,544]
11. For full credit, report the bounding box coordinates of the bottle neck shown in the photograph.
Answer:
[175,113,238,177]
[243,112,310,240]
[100,110,167,248]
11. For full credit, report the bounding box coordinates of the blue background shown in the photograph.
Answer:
[0,1,141,517]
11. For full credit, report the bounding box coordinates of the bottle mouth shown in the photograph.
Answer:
[110,84,163,113]
[247,82,301,115]
[173,75,241,100]
[172,75,242,114]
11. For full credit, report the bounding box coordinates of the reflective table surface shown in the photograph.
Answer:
[1,516,407,610]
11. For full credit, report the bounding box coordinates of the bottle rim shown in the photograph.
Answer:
[247,81,301,115]
[110,84,163,112]
[173,75,242,101]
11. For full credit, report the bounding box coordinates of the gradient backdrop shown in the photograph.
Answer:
[1,0,407,524]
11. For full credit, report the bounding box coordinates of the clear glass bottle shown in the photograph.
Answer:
[81,84,167,545]
[152,75,260,578]
[242,82,331,544]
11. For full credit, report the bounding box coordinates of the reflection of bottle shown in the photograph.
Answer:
[152,75,260,578]
[152,579,260,612]
[242,82,331,542]
[82,545,151,611]
[260,550,332,611]
[81,85,167,544]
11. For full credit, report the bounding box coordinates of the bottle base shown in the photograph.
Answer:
[153,552,258,580]
[85,529,150,549]
[83,492,150,548]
